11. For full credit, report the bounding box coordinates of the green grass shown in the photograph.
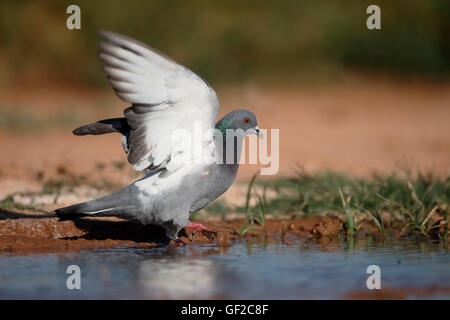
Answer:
[238,174,260,236]
[217,170,449,240]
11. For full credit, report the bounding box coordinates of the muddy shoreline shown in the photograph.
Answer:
[1,209,449,300]
[0,208,346,255]
[2,204,448,255]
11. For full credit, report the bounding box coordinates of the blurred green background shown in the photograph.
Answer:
[0,0,449,86]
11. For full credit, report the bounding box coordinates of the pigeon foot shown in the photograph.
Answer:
[175,239,186,246]
[186,222,211,232]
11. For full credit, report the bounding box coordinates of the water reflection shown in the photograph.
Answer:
[139,259,218,299]
[0,240,448,299]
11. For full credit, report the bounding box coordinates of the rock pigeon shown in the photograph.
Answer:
[54,31,262,244]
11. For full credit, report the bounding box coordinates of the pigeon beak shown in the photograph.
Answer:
[255,126,263,139]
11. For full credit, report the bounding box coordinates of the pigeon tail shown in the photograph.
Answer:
[54,200,118,220]
[72,118,130,136]
[54,185,142,221]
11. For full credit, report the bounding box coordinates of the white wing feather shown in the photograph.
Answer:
[97,30,219,172]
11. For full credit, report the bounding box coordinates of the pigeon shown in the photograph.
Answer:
[54,30,262,244]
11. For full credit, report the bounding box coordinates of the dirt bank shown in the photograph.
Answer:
[0,208,341,255]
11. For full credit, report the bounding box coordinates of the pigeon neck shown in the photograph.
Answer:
[215,118,233,136]
[215,135,245,171]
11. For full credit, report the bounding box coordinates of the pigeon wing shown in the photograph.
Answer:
[97,30,219,172]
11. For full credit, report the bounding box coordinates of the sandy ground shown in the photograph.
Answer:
[0,78,450,204]
[1,77,449,205]
[1,78,450,178]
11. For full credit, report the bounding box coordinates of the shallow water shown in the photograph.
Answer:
[0,239,449,299]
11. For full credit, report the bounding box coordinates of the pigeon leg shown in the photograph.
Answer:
[186,222,211,231]
[175,238,186,246]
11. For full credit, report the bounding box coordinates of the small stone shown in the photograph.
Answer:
[216,231,230,247]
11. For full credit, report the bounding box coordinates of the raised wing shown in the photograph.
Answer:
[97,30,220,172]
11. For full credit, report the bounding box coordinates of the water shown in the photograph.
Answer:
[0,240,449,299]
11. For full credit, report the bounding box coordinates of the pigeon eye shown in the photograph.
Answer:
[244,117,250,123]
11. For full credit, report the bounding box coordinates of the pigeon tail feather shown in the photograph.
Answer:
[54,185,141,221]
[72,118,130,136]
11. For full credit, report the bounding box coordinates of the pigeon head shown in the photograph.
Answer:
[215,109,262,138]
